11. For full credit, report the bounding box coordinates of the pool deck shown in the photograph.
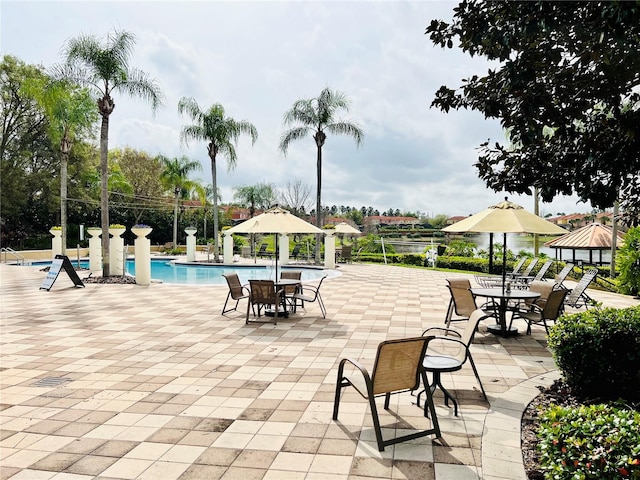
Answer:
[1,260,638,480]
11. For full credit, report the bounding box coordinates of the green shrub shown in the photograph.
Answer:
[435,256,488,273]
[617,226,640,295]
[548,306,640,403]
[537,403,640,479]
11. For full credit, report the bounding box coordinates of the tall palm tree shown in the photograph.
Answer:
[279,87,364,260]
[178,97,258,260]
[62,29,163,276]
[159,155,203,248]
[23,78,97,251]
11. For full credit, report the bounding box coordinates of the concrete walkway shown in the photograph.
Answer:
[1,262,637,480]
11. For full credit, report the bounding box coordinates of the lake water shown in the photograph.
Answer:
[388,233,613,264]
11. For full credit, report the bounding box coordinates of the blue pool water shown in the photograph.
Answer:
[30,258,330,286]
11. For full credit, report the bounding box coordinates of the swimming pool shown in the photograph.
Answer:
[29,258,333,286]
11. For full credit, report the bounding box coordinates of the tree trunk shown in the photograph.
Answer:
[60,134,70,255]
[314,136,324,263]
[173,190,179,248]
[99,113,110,276]
[209,143,219,261]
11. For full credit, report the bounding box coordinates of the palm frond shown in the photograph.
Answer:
[116,67,164,111]
[326,121,364,146]
[279,127,312,155]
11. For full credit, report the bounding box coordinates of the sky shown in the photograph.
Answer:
[1,0,595,218]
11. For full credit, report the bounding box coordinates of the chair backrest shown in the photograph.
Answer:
[565,268,598,306]
[542,288,569,320]
[532,260,553,282]
[341,245,352,259]
[371,337,428,395]
[528,280,555,307]
[291,243,301,257]
[521,258,539,276]
[511,257,527,275]
[248,279,279,305]
[223,273,245,300]
[555,263,575,286]
[280,270,302,294]
[446,278,476,317]
[257,244,267,254]
[460,309,488,348]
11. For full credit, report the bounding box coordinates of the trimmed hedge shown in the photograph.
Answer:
[548,305,640,403]
[538,403,640,479]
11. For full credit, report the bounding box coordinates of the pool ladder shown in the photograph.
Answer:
[1,247,25,265]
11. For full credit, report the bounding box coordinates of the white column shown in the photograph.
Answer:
[223,233,234,264]
[279,234,290,266]
[132,226,152,285]
[87,228,102,273]
[324,233,336,269]
[50,228,62,259]
[185,227,197,262]
[109,227,125,275]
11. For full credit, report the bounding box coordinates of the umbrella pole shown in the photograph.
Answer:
[502,233,507,289]
[275,233,279,280]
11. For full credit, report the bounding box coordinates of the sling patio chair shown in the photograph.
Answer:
[475,256,528,287]
[514,259,553,288]
[333,336,441,452]
[246,279,286,325]
[510,288,569,335]
[292,275,327,318]
[256,243,273,258]
[290,243,302,260]
[222,273,252,315]
[554,263,575,290]
[564,268,598,309]
[445,278,494,327]
[417,309,490,416]
[280,270,302,312]
[509,257,539,280]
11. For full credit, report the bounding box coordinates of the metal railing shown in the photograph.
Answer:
[1,247,25,265]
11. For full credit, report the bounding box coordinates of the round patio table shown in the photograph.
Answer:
[471,288,541,337]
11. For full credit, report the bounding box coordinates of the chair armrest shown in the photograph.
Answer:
[337,357,373,399]
[424,335,470,363]
[422,326,461,338]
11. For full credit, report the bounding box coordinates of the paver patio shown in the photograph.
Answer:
[1,261,637,480]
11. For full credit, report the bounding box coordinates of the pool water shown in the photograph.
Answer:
[30,258,330,286]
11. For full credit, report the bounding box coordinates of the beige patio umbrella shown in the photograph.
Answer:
[442,198,567,285]
[333,222,361,235]
[333,221,361,245]
[226,206,323,278]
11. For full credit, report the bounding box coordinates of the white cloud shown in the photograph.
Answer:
[1,0,594,217]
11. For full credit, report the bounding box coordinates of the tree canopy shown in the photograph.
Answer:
[427,1,640,225]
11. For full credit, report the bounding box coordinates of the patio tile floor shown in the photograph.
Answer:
[1,261,637,479]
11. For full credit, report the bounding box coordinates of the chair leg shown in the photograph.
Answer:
[444,299,454,327]
[418,371,459,416]
[222,292,234,315]
[317,294,326,318]
[467,355,488,401]
[368,393,386,451]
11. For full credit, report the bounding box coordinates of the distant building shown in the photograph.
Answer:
[548,212,613,230]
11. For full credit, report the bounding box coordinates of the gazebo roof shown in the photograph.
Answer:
[544,222,624,250]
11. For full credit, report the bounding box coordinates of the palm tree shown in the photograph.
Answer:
[62,29,163,276]
[178,98,258,260]
[23,77,97,251]
[159,155,203,248]
[279,87,364,260]
[233,183,277,218]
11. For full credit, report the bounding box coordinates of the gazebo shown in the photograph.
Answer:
[544,222,625,265]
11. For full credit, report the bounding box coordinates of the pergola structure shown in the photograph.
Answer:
[545,222,625,265]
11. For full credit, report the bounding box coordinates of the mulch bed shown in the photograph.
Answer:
[40,266,137,284]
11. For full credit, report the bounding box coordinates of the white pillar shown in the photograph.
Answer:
[279,234,290,266]
[132,226,152,285]
[50,228,62,259]
[223,233,234,264]
[87,228,102,273]
[324,233,336,269]
[185,227,197,262]
[109,227,125,275]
